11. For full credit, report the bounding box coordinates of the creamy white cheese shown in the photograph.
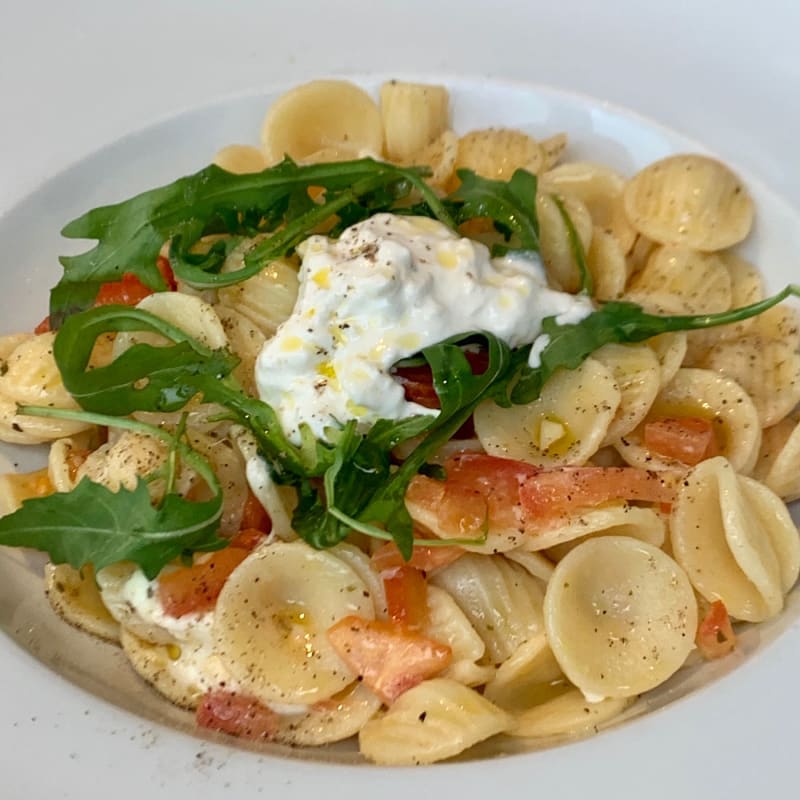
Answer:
[97,564,313,714]
[97,564,233,694]
[255,213,593,443]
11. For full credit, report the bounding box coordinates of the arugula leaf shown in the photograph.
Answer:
[53,159,442,322]
[53,159,538,326]
[508,286,800,405]
[54,305,239,414]
[550,193,593,296]
[0,478,225,579]
[448,168,540,252]
[354,333,512,558]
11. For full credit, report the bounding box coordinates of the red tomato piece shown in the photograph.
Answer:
[158,546,250,618]
[156,255,178,290]
[34,315,51,334]
[370,540,465,574]
[196,689,278,740]
[382,566,429,631]
[392,349,490,409]
[239,490,271,534]
[406,452,538,537]
[327,615,452,704]
[519,466,679,522]
[229,527,267,551]
[644,416,720,465]
[94,273,155,307]
[696,600,736,660]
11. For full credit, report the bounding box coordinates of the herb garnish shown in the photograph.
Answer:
[2,156,798,571]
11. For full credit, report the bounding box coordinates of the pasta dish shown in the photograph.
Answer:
[0,79,798,765]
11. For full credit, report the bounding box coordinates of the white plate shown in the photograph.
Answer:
[2,4,800,799]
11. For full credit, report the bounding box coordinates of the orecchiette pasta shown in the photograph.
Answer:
[1,77,798,768]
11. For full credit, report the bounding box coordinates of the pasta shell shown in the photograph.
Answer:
[379,80,449,162]
[213,540,374,705]
[403,129,458,189]
[505,549,556,583]
[670,457,796,621]
[541,161,626,231]
[623,154,754,251]
[358,678,511,765]
[45,563,120,643]
[482,633,564,711]
[112,292,228,358]
[646,332,688,389]
[511,688,631,739]
[586,226,627,301]
[276,683,382,746]
[424,585,495,687]
[544,536,697,698]
[454,128,543,181]
[538,132,568,171]
[430,554,545,664]
[627,245,732,315]
[684,253,765,364]
[260,79,383,164]
[48,437,82,492]
[592,343,662,446]
[0,331,78,409]
[475,357,621,467]
[213,144,267,175]
[212,304,266,397]
[0,393,92,444]
[537,192,594,292]
[76,431,167,493]
[0,332,32,362]
[614,368,762,476]
[754,414,800,501]
[218,249,299,337]
[119,625,230,710]
[699,335,800,427]
[533,504,666,560]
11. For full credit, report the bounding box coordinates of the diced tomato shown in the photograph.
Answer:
[518,466,680,522]
[370,540,465,574]
[644,417,720,465]
[158,546,250,618]
[406,453,539,538]
[229,527,267,551]
[156,255,178,290]
[239,490,271,534]
[196,689,278,740]
[33,257,174,334]
[696,600,736,660]
[94,273,156,307]
[327,615,452,704]
[382,566,429,631]
[405,453,683,540]
[392,349,490,409]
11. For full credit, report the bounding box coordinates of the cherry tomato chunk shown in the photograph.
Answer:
[158,546,250,618]
[327,615,451,704]
[696,600,736,660]
[196,689,278,740]
[644,416,720,465]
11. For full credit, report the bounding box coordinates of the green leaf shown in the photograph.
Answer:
[0,478,225,579]
[53,158,436,320]
[53,305,239,414]
[448,168,540,252]
[550,193,593,296]
[509,286,800,405]
[355,332,513,557]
